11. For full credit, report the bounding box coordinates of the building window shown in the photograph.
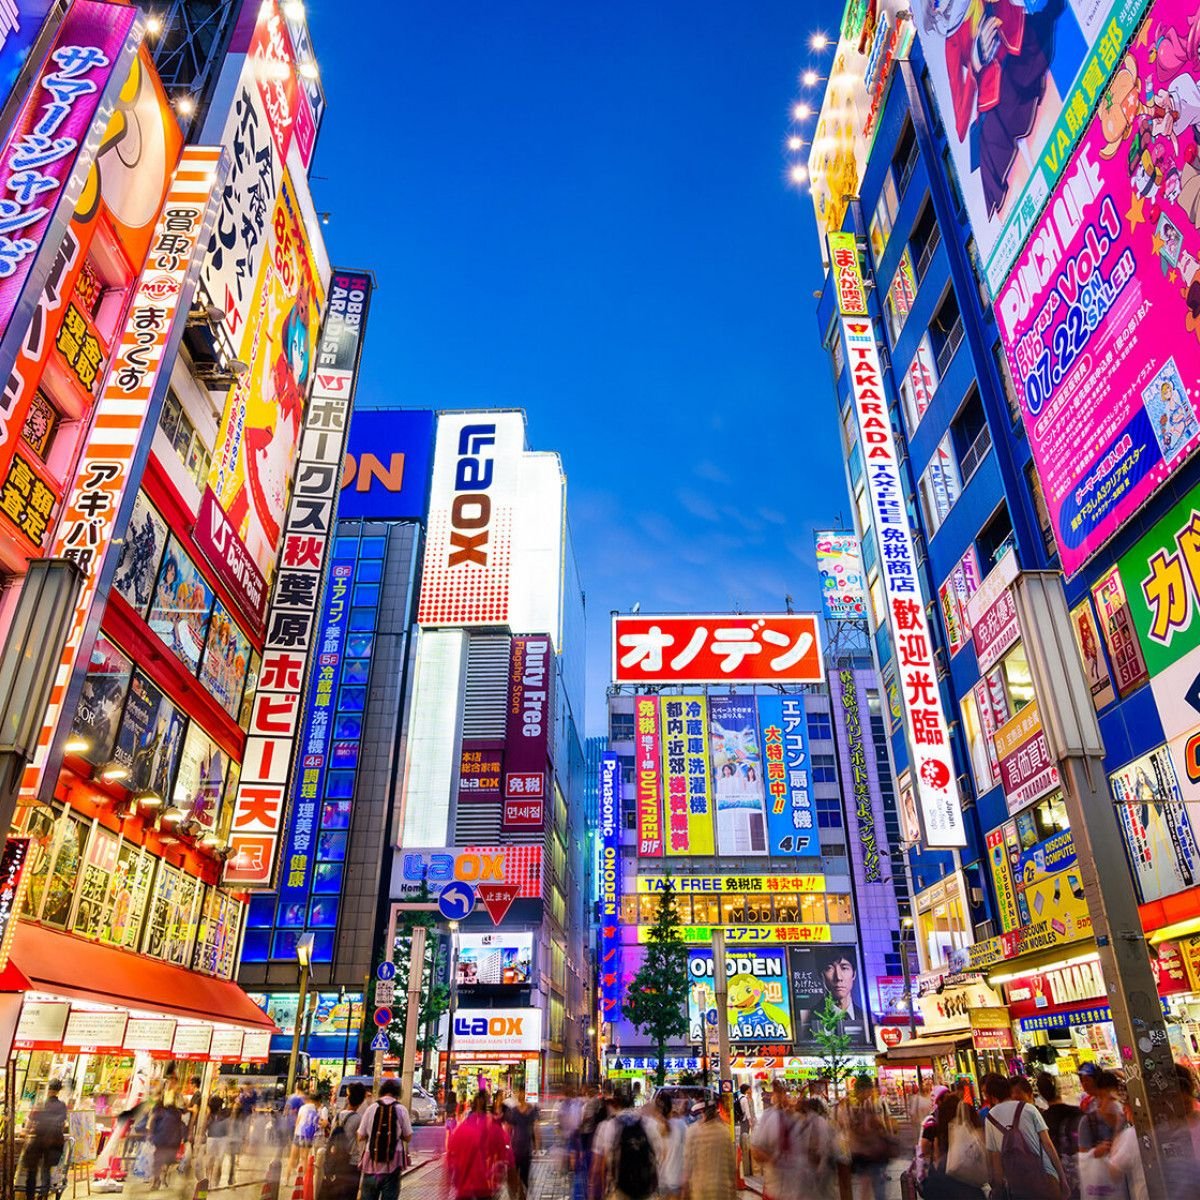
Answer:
[930,290,965,377]
[977,503,1016,570]
[918,434,962,535]
[993,340,1022,425]
[618,754,634,785]
[951,386,991,484]
[911,200,942,282]
[830,330,845,378]
[870,171,900,261]
[807,711,833,742]
[899,333,939,436]
[815,795,844,828]
[920,68,944,139]
[1027,464,1057,560]
[965,236,990,311]
[158,390,211,490]
[942,146,966,217]
[812,754,838,783]
[609,711,635,742]
[893,119,919,196]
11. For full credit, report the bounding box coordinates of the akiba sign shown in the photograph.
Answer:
[452,1007,542,1052]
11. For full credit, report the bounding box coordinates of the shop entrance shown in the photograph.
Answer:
[440,1052,541,1103]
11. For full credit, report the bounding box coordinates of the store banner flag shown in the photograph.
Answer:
[831,231,966,847]
[599,752,621,1020]
[634,695,663,857]
[709,694,768,856]
[757,694,816,856]
[502,634,553,831]
[832,667,883,883]
[687,950,793,1043]
[913,0,1147,295]
[18,146,224,809]
[660,695,714,856]
[0,0,141,395]
[996,0,1200,579]
[225,270,373,888]
[815,531,867,621]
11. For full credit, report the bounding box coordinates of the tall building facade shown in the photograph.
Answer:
[601,610,908,1093]
[805,0,1200,1087]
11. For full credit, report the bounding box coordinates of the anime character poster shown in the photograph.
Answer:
[200,601,251,717]
[113,670,185,795]
[997,0,1200,576]
[148,538,215,673]
[687,950,794,1043]
[709,694,769,855]
[174,723,229,830]
[112,491,167,615]
[206,168,326,577]
[913,0,1140,293]
[70,636,133,765]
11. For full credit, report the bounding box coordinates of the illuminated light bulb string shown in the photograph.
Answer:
[784,32,833,190]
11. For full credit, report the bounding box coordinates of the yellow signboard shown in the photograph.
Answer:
[635,875,825,895]
[636,924,832,946]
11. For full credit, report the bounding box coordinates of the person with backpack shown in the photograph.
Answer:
[22,1080,68,1200]
[577,1088,608,1200]
[983,1073,1068,1200]
[684,1100,736,1200]
[734,1084,756,1179]
[448,1091,512,1200]
[355,1080,412,1200]
[320,1082,366,1200]
[592,1088,657,1200]
[752,1080,801,1200]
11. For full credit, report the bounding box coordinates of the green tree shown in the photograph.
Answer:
[811,993,855,1103]
[622,881,689,1086]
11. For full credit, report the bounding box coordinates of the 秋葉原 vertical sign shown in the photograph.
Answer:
[661,696,714,856]
[224,270,372,887]
[830,231,965,848]
[634,696,663,857]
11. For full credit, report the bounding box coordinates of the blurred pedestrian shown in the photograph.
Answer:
[797,1098,840,1200]
[647,1092,686,1200]
[683,1101,735,1200]
[320,1081,365,1200]
[734,1084,756,1178]
[503,1088,540,1200]
[1036,1073,1081,1200]
[982,1072,1067,1200]
[752,1081,800,1200]
[845,1077,894,1200]
[448,1092,511,1200]
[22,1081,68,1200]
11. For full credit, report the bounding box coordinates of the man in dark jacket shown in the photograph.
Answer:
[23,1080,68,1200]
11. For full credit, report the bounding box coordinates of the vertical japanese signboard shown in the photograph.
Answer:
[815,531,867,621]
[634,696,663,857]
[502,634,553,831]
[598,752,621,1022]
[18,146,224,808]
[0,837,31,970]
[833,669,881,883]
[225,269,372,887]
[966,554,1020,675]
[995,0,1200,576]
[757,695,815,856]
[660,695,714,856]
[1092,566,1149,696]
[993,700,1060,816]
[830,231,965,847]
[709,694,768,855]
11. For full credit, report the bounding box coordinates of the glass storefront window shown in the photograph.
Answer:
[693,895,720,925]
[826,894,853,924]
[638,895,660,924]
[801,894,826,924]
[776,896,800,923]
[621,896,638,924]
[721,896,747,924]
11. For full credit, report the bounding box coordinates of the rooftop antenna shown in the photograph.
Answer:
[631,601,641,614]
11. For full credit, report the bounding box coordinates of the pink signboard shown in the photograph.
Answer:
[502,635,553,832]
[195,486,268,633]
[995,0,1200,577]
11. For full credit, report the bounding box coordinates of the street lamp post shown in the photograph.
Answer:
[443,921,460,1108]
[900,918,921,1088]
[286,933,315,1097]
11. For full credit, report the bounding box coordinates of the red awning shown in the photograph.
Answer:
[11,923,275,1031]
[0,959,31,991]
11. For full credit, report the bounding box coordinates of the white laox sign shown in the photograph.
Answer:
[839,310,965,847]
[451,1006,541,1052]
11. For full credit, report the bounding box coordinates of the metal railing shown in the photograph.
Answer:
[915,222,942,280]
[959,422,992,483]
[935,312,964,376]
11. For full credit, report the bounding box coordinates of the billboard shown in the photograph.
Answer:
[339,408,435,519]
[995,0,1200,577]
[757,695,816,856]
[660,695,714,856]
[502,634,553,831]
[914,0,1146,294]
[634,696,663,857]
[456,932,533,987]
[966,555,1020,675]
[831,233,965,847]
[224,270,372,888]
[613,613,823,685]
[832,668,882,883]
[1110,746,1200,903]
[458,741,504,803]
[390,845,543,900]
[789,945,870,1046]
[451,1007,541,1053]
[599,752,621,1021]
[709,694,768,855]
[986,813,1078,933]
[18,146,223,808]
[993,701,1060,815]
[1069,598,1116,710]
[815,532,867,621]
[687,950,793,1044]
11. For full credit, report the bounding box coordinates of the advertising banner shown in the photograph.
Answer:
[987,814,1080,933]
[639,924,832,946]
[940,548,982,658]
[339,408,435,519]
[502,634,553,831]
[599,751,621,1020]
[1110,745,1200,902]
[17,145,223,808]
[417,411,524,628]
[1092,567,1149,695]
[986,827,1022,932]
[832,233,965,847]
[661,695,714,856]
[757,695,817,856]
[995,0,1200,577]
[815,531,867,621]
[458,741,504,803]
[613,613,822,684]
[789,945,871,1047]
[634,696,663,857]
[966,555,1020,675]
[391,846,543,900]
[1069,598,1117,709]
[914,0,1146,295]
[635,874,825,894]
[1005,958,1106,1019]
[709,694,768,855]
[456,932,533,987]
[688,950,793,1043]
[0,837,30,971]
[993,700,1060,815]
[224,270,372,888]
[452,1007,541,1053]
[832,668,883,883]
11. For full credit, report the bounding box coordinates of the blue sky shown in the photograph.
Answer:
[306,1,847,729]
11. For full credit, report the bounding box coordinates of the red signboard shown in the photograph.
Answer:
[1004,959,1106,1020]
[612,614,823,685]
[993,700,1059,815]
[635,696,663,857]
[194,487,269,633]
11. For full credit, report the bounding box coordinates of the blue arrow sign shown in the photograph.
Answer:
[376,961,396,982]
[370,1032,389,1052]
[438,880,477,922]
